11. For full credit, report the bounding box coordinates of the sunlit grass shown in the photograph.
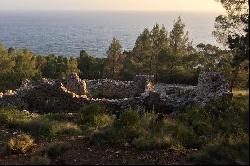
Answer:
[233,89,249,97]
[0,107,82,138]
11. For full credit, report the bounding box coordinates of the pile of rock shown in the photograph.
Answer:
[86,75,154,99]
[87,79,135,98]
[63,73,89,96]
[0,72,232,114]
[142,72,232,111]
[194,72,232,106]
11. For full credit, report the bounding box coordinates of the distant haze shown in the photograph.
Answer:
[0,0,224,13]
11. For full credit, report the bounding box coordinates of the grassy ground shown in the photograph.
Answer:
[0,94,249,165]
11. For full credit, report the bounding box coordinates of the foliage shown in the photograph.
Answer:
[92,111,176,150]
[104,38,124,79]
[0,96,248,165]
[78,50,105,79]
[169,16,192,56]
[213,0,249,89]
[0,107,82,137]
[90,96,249,156]
[79,104,114,129]
[0,43,15,75]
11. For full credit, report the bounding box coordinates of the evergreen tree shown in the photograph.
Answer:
[0,43,15,75]
[150,24,169,77]
[78,50,104,79]
[104,38,124,79]
[169,16,191,57]
[66,57,79,75]
[132,29,153,74]
[11,49,38,88]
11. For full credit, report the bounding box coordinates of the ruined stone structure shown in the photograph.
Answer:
[0,72,232,114]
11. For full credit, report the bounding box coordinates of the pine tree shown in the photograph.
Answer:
[132,28,153,74]
[0,43,15,75]
[169,16,191,57]
[66,57,79,75]
[104,38,124,79]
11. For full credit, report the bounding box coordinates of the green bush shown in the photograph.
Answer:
[90,110,142,145]
[115,110,140,128]
[132,135,172,150]
[91,111,179,150]
[4,134,36,154]
[79,104,113,129]
[114,110,141,141]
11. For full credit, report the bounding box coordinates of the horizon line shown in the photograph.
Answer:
[0,9,224,14]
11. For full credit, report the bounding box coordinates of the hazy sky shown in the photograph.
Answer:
[0,0,224,12]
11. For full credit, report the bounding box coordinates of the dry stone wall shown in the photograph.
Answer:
[86,75,154,99]
[0,72,232,114]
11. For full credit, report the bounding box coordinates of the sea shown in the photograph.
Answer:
[0,11,221,58]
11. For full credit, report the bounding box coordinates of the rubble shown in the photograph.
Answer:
[0,72,232,114]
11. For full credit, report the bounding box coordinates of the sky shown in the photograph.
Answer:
[0,0,224,13]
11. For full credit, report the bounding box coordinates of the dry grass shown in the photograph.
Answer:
[233,89,249,97]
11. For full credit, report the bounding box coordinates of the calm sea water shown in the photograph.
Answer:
[0,11,220,57]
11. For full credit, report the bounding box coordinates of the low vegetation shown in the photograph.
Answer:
[0,96,248,165]
[0,107,82,138]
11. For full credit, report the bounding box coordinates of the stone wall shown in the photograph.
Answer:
[194,72,232,105]
[86,75,154,99]
[0,72,232,114]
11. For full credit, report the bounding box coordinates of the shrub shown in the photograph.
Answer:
[91,111,177,150]
[79,104,104,123]
[132,135,172,150]
[5,134,36,154]
[114,110,141,141]
[115,110,140,128]
[79,104,113,129]
[51,122,82,136]
[90,110,142,145]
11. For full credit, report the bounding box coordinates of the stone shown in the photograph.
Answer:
[63,73,89,96]
[194,72,232,105]
[0,72,232,114]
